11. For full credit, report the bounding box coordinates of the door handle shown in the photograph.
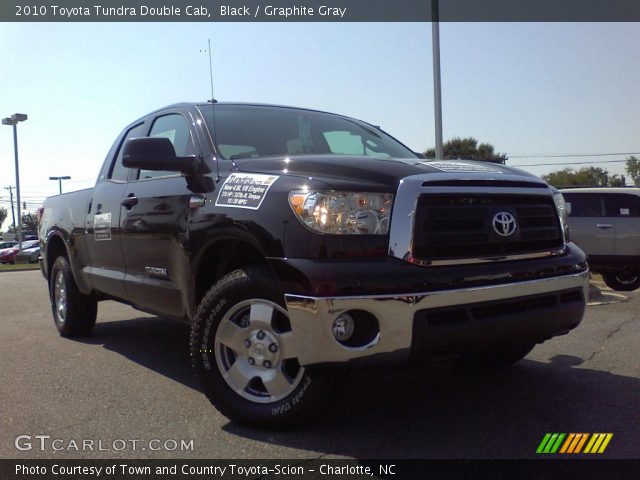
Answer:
[121,195,138,209]
[596,224,613,229]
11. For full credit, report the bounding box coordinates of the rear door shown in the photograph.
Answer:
[564,192,614,256]
[120,109,202,318]
[85,122,146,299]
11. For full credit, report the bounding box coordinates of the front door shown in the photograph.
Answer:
[120,111,201,318]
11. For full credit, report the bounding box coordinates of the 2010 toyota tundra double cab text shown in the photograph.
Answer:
[39,102,589,428]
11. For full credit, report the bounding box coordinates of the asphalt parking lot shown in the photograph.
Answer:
[1,270,638,459]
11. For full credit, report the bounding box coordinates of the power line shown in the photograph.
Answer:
[512,159,630,167]
[507,152,640,159]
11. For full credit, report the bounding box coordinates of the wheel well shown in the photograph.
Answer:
[195,239,271,306]
[46,235,68,279]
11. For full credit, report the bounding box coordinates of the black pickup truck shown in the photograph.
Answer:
[39,102,589,428]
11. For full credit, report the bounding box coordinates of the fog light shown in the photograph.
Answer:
[332,313,355,341]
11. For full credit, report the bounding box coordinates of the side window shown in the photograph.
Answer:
[604,193,640,217]
[109,123,145,181]
[564,193,603,217]
[138,114,193,180]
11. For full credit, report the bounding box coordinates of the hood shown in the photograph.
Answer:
[232,155,546,191]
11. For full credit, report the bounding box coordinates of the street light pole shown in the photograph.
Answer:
[432,0,444,160]
[2,113,27,253]
[49,176,71,195]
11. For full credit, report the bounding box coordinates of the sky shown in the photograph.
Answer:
[1,21,639,231]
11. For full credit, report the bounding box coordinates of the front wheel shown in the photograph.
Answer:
[602,272,640,291]
[190,267,330,429]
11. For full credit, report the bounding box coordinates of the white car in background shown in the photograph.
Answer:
[561,187,640,291]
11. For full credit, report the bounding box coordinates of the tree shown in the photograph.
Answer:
[424,137,507,164]
[542,167,626,188]
[0,207,7,232]
[625,156,640,186]
[7,212,38,234]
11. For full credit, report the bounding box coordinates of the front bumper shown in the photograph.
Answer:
[284,270,588,366]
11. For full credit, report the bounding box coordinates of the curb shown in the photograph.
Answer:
[0,266,40,273]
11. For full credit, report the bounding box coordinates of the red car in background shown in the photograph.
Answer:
[0,240,39,264]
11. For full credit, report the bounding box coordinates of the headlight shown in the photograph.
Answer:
[288,191,393,235]
[553,191,568,237]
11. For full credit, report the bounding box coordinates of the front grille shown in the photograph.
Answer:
[412,194,563,261]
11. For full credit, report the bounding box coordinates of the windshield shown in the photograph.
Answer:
[199,105,417,160]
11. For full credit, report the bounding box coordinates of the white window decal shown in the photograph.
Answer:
[215,173,279,210]
[94,213,112,241]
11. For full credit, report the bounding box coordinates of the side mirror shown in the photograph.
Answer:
[414,152,426,159]
[122,137,199,174]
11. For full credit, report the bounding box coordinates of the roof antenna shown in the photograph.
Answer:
[201,38,221,181]
[206,38,217,104]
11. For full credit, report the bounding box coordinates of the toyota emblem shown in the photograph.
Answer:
[492,211,517,237]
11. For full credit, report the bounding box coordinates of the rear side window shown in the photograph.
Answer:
[604,193,640,217]
[138,114,193,180]
[564,193,603,217]
[109,123,146,181]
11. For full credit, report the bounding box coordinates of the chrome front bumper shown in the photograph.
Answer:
[284,270,589,366]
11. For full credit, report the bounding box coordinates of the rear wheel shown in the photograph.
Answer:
[190,267,329,429]
[49,256,97,337]
[602,272,640,291]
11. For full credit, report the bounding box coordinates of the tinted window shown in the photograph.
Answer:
[110,123,145,181]
[604,193,640,217]
[139,114,193,179]
[564,193,603,217]
[200,105,417,160]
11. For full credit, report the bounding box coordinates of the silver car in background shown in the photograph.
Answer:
[561,187,640,291]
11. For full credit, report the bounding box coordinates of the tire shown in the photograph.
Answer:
[190,267,330,429]
[460,342,535,369]
[49,256,97,337]
[602,272,640,291]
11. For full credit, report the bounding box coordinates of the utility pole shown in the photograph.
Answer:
[4,186,16,234]
[432,0,444,160]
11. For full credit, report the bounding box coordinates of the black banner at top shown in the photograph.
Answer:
[1,0,640,22]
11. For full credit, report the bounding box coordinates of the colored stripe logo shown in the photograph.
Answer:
[537,433,613,454]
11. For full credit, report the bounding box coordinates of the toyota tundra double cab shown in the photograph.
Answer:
[39,102,589,428]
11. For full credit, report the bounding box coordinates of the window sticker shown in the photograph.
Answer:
[215,173,279,210]
[94,213,112,241]
[620,208,630,216]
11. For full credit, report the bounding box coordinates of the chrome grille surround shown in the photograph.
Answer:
[388,173,566,266]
